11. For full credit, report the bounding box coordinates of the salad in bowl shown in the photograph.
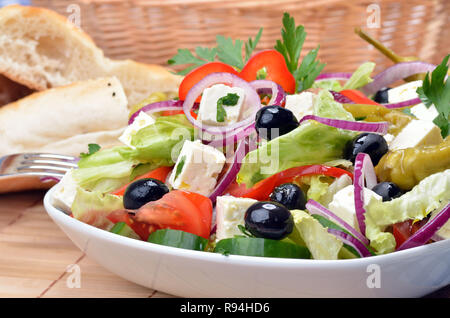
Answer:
[50,13,449,262]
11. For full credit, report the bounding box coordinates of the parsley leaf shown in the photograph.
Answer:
[216,93,240,122]
[168,29,263,75]
[275,13,326,92]
[174,155,186,180]
[416,54,450,138]
[79,143,100,158]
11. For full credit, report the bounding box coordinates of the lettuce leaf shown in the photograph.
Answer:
[71,187,124,229]
[342,62,375,90]
[122,114,194,165]
[237,91,356,187]
[313,79,343,91]
[289,210,343,260]
[365,169,450,254]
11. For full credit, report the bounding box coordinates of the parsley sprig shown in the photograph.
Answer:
[168,28,263,75]
[216,93,240,122]
[79,143,101,158]
[416,54,450,138]
[275,13,326,92]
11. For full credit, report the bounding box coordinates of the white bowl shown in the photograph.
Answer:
[43,186,450,298]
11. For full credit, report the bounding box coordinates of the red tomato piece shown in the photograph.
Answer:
[112,166,173,196]
[226,165,353,201]
[240,50,296,94]
[340,89,381,106]
[178,62,239,102]
[107,210,154,241]
[131,190,213,239]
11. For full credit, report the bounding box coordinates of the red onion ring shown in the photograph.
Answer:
[40,176,62,183]
[183,72,261,135]
[128,100,184,125]
[208,136,253,203]
[249,80,286,105]
[299,115,389,135]
[353,153,377,236]
[362,61,436,95]
[327,228,372,257]
[306,200,370,246]
[381,97,422,109]
[397,203,450,251]
[316,72,352,81]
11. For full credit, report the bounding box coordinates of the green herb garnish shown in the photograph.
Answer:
[216,93,240,122]
[275,13,326,92]
[168,28,263,75]
[416,54,450,138]
[174,155,186,180]
[256,67,268,80]
[79,143,101,158]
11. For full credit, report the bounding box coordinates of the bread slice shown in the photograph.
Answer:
[0,5,182,106]
[0,77,128,157]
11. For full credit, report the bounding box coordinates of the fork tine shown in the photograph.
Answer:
[17,165,72,173]
[20,159,78,168]
[22,153,78,162]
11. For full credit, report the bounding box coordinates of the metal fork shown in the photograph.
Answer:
[0,153,78,180]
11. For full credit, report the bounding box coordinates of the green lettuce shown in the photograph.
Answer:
[123,114,194,165]
[289,210,343,260]
[342,62,375,90]
[71,187,124,229]
[365,169,450,254]
[237,91,356,187]
[313,79,343,91]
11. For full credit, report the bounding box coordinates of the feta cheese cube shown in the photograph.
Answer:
[284,92,315,121]
[328,185,382,232]
[389,119,443,151]
[387,80,438,121]
[168,140,226,196]
[215,195,257,241]
[51,169,78,214]
[119,112,155,148]
[197,84,246,126]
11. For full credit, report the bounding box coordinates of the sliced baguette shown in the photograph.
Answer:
[0,5,182,106]
[0,77,128,157]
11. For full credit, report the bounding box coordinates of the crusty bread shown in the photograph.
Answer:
[0,5,182,106]
[0,75,32,106]
[0,77,128,157]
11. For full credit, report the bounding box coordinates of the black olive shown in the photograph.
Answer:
[344,133,388,166]
[372,182,403,202]
[123,178,169,210]
[269,183,306,210]
[255,105,299,140]
[373,87,390,104]
[244,201,294,240]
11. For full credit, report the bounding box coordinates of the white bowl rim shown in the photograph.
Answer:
[43,185,450,269]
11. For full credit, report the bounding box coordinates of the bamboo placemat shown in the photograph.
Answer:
[0,190,448,298]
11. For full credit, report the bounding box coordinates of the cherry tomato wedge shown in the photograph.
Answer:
[392,218,429,249]
[131,190,213,239]
[178,62,239,102]
[107,210,154,241]
[112,166,172,196]
[226,165,353,201]
[240,50,296,94]
[339,89,381,106]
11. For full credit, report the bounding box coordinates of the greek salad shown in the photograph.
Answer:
[52,13,450,260]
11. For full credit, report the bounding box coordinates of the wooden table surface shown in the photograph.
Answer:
[0,190,448,298]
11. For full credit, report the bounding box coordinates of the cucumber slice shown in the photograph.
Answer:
[110,222,140,240]
[214,237,311,259]
[147,229,208,251]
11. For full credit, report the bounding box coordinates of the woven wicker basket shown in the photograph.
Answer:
[31,0,449,73]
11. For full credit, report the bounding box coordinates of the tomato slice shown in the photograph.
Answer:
[226,165,353,201]
[392,219,429,249]
[131,190,213,239]
[178,62,239,102]
[339,89,381,106]
[112,166,172,196]
[107,210,154,241]
[240,50,296,94]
